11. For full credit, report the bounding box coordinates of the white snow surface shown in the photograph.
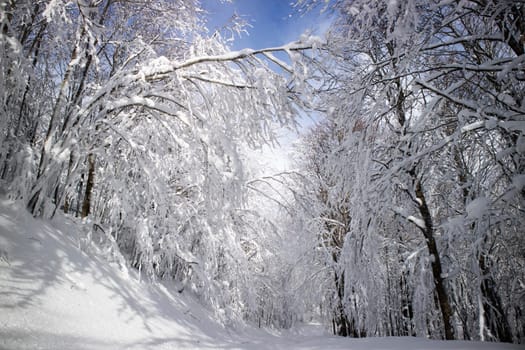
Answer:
[0,198,521,350]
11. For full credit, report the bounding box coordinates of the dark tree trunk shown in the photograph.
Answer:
[81,154,95,218]
[414,180,455,340]
[334,272,350,337]
[395,64,454,339]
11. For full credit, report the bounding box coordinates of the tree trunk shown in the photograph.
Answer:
[393,56,454,339]
[333,271,351,336]
[81,154,95,218]
[414,179,455,340]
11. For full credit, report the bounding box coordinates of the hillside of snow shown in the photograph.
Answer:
[0,198,521,350]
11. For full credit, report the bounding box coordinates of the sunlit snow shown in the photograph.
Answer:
[1,199,521,349]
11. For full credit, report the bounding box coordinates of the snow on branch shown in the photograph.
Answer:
[391,206,426,231]
[141,40,316,78]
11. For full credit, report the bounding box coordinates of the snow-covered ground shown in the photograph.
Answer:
[0,198,521,350]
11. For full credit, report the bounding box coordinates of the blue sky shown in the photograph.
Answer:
[201,0,331,50]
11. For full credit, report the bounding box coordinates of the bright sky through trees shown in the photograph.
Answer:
[202,0,332,50]
[200,0,331,173]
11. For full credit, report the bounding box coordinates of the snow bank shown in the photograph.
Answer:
[0,198,521,349]
[0,199,228,350]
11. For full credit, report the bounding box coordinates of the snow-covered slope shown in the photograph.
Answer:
[0,198,521,350]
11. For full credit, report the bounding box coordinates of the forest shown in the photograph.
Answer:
[1,0,524,345]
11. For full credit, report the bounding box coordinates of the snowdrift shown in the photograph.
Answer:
[0,198,521,349]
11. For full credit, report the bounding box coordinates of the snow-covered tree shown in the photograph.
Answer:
[295,0,524,342]
[0,0,320,325]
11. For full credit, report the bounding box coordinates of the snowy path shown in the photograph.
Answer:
[0,199,521,350]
